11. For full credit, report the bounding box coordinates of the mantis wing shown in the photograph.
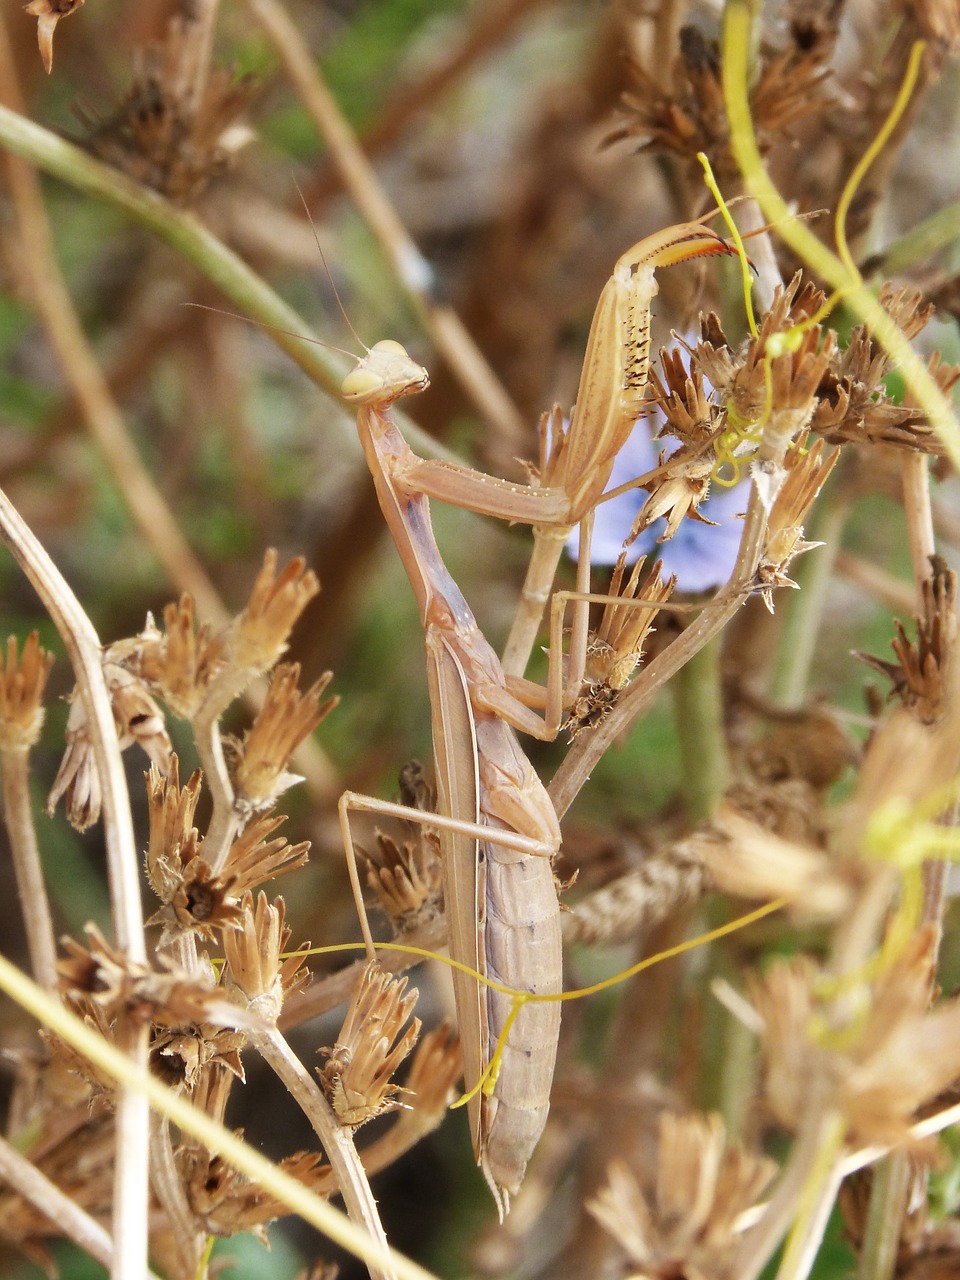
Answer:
[425,630,487,1157]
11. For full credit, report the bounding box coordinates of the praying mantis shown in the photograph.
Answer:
[336,221,737,1214]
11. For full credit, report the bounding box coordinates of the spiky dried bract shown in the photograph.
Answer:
[609,22,834,185]
[58,924,239,1031]
[221,811,311,895]
[363,763,443,931]
[222,892,309,1022]
[858,559,957,723]
[77,20,256,203]
[151,1023,246,1092]
[753,926,960,1149]
[567,557,676,737]
[23,0,84,74]
[178,1142,329,1238]
[812,285,959,452]
[587,1113,777,1280]
[0,632,54,750]
[231,663,337,815]
[755,434,839,610]
[121,600,226,719]
[230,550,320,676]
[47,656,173,830]
[144,756,203,898]
[317,962,421,1128]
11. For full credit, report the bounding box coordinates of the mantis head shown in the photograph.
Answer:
[341,340,431,404]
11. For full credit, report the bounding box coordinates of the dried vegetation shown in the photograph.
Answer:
[2,1,960,1278]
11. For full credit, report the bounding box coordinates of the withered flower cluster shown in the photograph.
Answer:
[2,552,447,1270]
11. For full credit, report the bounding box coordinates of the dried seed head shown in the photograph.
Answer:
[121,599,226,720]
[221,811,311,897]
[317,961,421,1128]
[231,663,337,815]
[753,927,960,1149]
[222,892,309,1022]
[755,434,839,610]
[229,550,320,677]
[0,632,54,751]
[151,1024,246,1093]
[144,756,203,898]
[47,656,173,830]
[178,1142,329,1238]
[858,558,958,724]
[567,557,676,738]
[58,925,246,1046]
[77,19,256,202]
[587,1113,776,1279]
[362,764,443,932]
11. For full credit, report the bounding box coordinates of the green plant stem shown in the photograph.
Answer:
[770,494,850,707]
[858,1151,913,1280]
[672,635,729,822]
[0,102,452,464]
[873,198,960,277]
[722,3,960,471]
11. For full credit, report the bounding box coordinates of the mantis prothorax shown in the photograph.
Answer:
[334,218,738,1216]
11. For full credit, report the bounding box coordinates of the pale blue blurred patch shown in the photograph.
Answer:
[566,419,747,593]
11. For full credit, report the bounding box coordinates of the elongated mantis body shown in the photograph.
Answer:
[336,224,737,1212]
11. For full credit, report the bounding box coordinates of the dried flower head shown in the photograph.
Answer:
[0,632,54,751]
[230,663,337,816]
[24,0,84,74]
[228,550,320,677]
[754,434,839,610]
[858,557,958,724]
[119,599,226,720]
[58,924,241,1032]
[77,19,256,203]
[222,892,309,1022]
[587,1112,777,1280]
[567,556,675,738]
[221,811,311,897]
[317,962,420,1128]
[608,22,835,184]
[178,1142,329,1239]
[752,925,960,1149]
[47,656,173,830]
[363,764,444,933]
[151,1023,246,1093]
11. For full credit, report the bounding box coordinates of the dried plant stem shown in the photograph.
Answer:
[0,486,151,1278]
[193,709,238,874]
[902,451,936,596]
[173,0,220,117]
[2,747,57,991]
[253,1028,397,1280]
[149,1114,206,1280]
[732,1092,844,1280]
[0,955,440,1280]
[245,0,528,453]
[0,1134,164,1280]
